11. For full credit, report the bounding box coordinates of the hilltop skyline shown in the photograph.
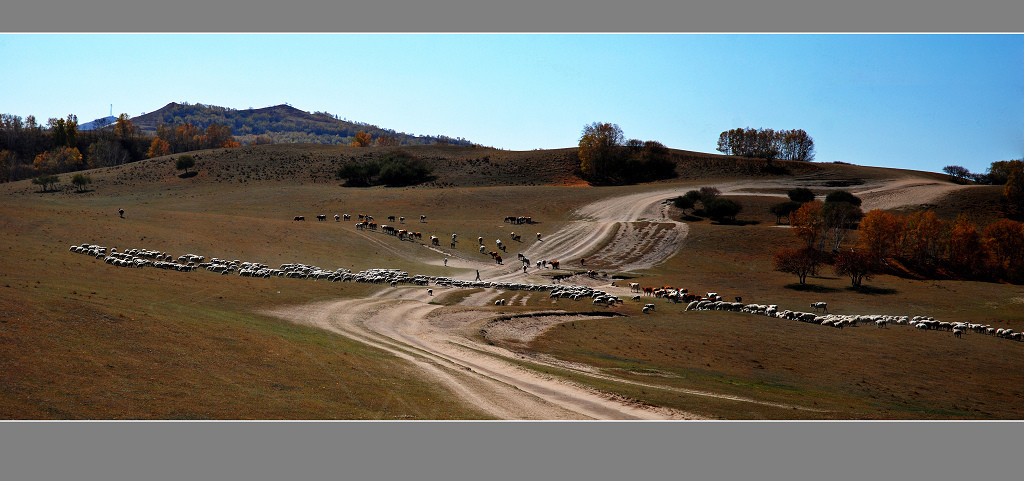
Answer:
[1,34,1020,174]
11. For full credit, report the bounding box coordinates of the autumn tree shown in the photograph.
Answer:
[0,150,14,182]
[773,247,819,285]
[578,122,624,181]
[833,250,875,287]
[71,173,92,192]
[147,138,171,158]
[1003,159,1024,215]
[717,127,814,161]
[903,210,946,267]
[856,210,905,265]
[114,113,138,143]
[33,146,83,174]
[350,131,373,147]
[376,135,398,147]
[982,219,1024,274]
[175,155,195,175]
[948,215,985,274]
[790,200,824,249]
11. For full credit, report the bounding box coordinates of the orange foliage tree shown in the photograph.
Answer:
[903,210,946,267]
[376,135,398,147]
[33,146,83,174]
[147,138,171,158]
[773,247,819,285]
[833,250,875,287]
[948,215,985,273]
[790,200,824,249]
[982,219,1024,273]
[350,132,373,147]
[856,210,905,265]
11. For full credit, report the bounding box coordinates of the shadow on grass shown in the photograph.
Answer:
[783,283,841,293]
[679,214,704,222]
[846,285,898,295]
[178,171,198,179]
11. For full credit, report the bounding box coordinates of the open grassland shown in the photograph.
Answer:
[2,144,1022,419]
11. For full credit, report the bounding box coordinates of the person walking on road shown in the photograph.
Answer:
[475,269,481,281]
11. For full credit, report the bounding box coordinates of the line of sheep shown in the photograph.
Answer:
[684,298,1022,342]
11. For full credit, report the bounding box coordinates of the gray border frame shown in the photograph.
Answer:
[3,0,1022,480]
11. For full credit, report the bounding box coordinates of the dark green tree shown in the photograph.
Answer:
[175,154,195,174]
[787,187,815,203]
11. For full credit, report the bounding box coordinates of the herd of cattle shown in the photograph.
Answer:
[71,237,1022,344]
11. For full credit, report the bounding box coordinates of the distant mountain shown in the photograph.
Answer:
[79,115,117,131]
[130,102,475,147]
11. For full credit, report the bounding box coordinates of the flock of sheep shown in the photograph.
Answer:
[684,297,1023,343]
[71,240,1021,344]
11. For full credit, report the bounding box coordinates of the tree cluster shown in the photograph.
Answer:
[855,210,1024,282]
[1,112,152,182]
[716,127,814,161]
[671,186,742,222]
[152,122,239,156]
[335,150,434,187]
[942,159,1023,187]
[150,103,474,148]
[577,122,677,185]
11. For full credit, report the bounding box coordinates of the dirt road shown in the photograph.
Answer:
[266,173,967,419]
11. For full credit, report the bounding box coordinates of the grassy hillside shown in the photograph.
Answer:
[2,143,1019,419]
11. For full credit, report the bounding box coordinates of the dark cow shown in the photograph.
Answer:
[294,216,305,221]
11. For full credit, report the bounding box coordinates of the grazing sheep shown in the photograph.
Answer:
[953,328,963,339]
[642,306,652,313]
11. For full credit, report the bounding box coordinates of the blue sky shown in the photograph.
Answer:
[1,34,1020,174]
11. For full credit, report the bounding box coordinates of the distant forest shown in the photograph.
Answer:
[1,102,478,183]
[134,102,476,148]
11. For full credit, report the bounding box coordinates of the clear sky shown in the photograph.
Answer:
[1,34,1020,174]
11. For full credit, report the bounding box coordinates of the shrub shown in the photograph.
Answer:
[824,190,862,207]
[704,198,742,222]
[787,187,815,203]
[769,201,802,224]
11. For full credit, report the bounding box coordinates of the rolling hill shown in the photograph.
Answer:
[130,102,476,147]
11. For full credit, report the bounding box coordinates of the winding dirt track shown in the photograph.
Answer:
[266,174,970,419]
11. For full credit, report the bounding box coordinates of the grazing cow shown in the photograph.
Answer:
[400,217,405,224]
[343,214,351,220]
[317,215,327,221]
[513,234,521,242]
[118,208,124,218]
[431,236,440,246]
[642,286,654,296]
[629,282,640,292]
[811,302,828,313]
[479,237,484,245]
[388,216,396,222]
[495,255,503,265]
[537,232,542,241]
[480,245,486,254]
[550,260,559,269]
[335,214,340,221]
[427,289,433,296]
[294,216,305,221]
[420,215,426,223]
